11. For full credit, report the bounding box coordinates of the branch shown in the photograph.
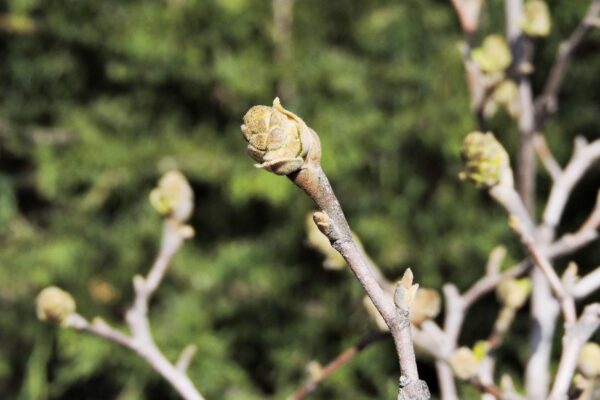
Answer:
[549,303,600,400]
[534,134,562,181]
[290,331,389,400]
[573,267,600,299]
[42,171,204,400]
[535,0,600,123]
[240,99,429,399]
[542,138,600,235]
[490,183,576,326]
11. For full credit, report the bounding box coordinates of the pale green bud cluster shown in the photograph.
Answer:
[520,1,551,37]
[472,35,512,74]
[241,98,321,175]
[497,277,532,310]
[149,170,194,223]
[36,286,76,325]
[460,131,511,188]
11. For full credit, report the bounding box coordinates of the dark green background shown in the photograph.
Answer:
[0,0,598,398]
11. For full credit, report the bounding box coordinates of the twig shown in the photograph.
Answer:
[506,0,537,212]
[535,0,600,124]
[549,303,600,400]
[542,138,600,236]
[176,345,198,373]
[534,135,562,181]
[490,183,576,325]
[520,238,577,326]
[291,331,389,400]
[65,218,204,400]
[573,267,600,299]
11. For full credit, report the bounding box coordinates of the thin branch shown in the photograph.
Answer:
[535,0,600,123]
[490,183,576,325]
[534,134,562,181]
[293,166,428,398]
[176,345,198,373]
[542,138,600,234]
[549,303,600,400]
[572,267,600,300]
[126,219,186,343]
[290,332,389,400]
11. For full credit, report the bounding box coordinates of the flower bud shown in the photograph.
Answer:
[241,98,321,175]
[472,35,512,74]
[36,286,76,325]
[492,80,520,118]
[395,268,419,311]
[460,131,512,188]
[578,342,600,378]
[305,213,346,270]
[149,170,194,222]
[410,288,441,326]
[496,277,532,309]
[449,347,479,380]
[520,1,551,37]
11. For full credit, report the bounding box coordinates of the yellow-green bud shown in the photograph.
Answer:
[241,98,321,175]
[149,170,194,222]
[471,35,512,74]
[450,347,479,380]
[496,277,532,309]
[460,131,511,188]
[520,1,551,37]
[492,80,520,118]
[578,342,600,378]
[36,286,76,325]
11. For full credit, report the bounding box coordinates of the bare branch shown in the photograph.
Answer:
[535,0,600,123]
[291,332,389,400]
[549,303,600,400]
[542,138,600,234]
[572,267,600,300]
[534,134,562,181]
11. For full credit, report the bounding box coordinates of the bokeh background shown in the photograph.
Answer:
[0,0,599,399]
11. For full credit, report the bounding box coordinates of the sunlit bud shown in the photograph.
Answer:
[520,0,551,37]
[149,171,194,222]
[471,35,512,74]
[36,287,76,325]
[496,278,532,309]
[578,342,600,378]
[395,268,419,310]
[241,98,321,175]
[449,347,479,380]
[460,131,512,188]
[305,213,346,270]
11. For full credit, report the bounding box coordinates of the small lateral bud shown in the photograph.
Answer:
[410,288,441,326]
[449,347,479,380]
[36,286,76,325]
[578,342,600,378]
[471,35,512,74]
[305,213,346,270]
[496,277,532,309]
[149,170,194,222]
[395,268,419,311]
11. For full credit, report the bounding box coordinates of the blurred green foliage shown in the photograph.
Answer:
[0,0,599,399]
